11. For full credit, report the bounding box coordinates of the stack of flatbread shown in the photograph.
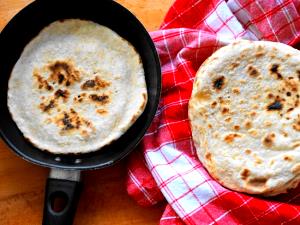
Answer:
[189,40,300,196]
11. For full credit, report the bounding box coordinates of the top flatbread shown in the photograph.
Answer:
[8,19,147,154]
[189,40,300,196]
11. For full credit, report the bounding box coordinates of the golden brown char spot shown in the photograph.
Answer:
[221,107,229,114]
[80,130,89,138]
[241,169,250,180]
[195,90,211,102]
[73,92,87,103]
[284,79,298,92]
[269,64,282,79]
[81,76,110,90]
[62,113,76,130]
[248,177,267,187]
[218,97,230,105]
[281,130,288,137]
[292,115,300,131]
[233,125,240,131]
[284,155,293,162]
[55,109,93,134]
[224,133,241,143]
[96,109,107,115]
[248,128,258,137]
[250,111,256,117]
[54,89,69,102]
[244,120,252,129]
[89,94,109,105]
[262,133,276,147]
[34,72,53,91]
[245,149,251,155]
[205,152,212,162]
[39,99,56,113]
[229,62,240,69]
[48,60,81,86]
[246,65,259,77]
[213,76,225,90]
[268,93,274,99]
[224,117,231,123]
[255,45,264,57]
[208,124,213,129]
[211,101,217,108]
[232,88,240,94]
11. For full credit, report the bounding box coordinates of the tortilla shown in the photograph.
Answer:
[189,40,300,196]
[8,19,147,154]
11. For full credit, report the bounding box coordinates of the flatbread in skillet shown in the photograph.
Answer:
[8,19,147,154]
[189,40,300,196]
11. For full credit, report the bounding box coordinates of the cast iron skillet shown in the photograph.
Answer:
[0,0,161,224]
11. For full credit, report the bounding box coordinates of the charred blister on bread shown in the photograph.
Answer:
[228,62,240,70]
[54,108,95,137]
[255,45,265,57]
[241,168,250,180]
[247,177,268,189]
[246,65,260,77]
[33,72,53,91]
[232,87,240,94]
[292,115,300,131]
[267,100,283,111]
[89,94,110,105]
[283,155,293,162]
[224,133,242,144]
[96,109,107,115]
[81,76,110,90]
[213,76,225,90]
[47,60,81,86]
[39,99,56,113]
[262,133,276,147]
[54,89,69,102]
[269,64,283,79]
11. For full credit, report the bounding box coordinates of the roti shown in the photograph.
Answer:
[7,19,147,154]
[189,40,300,196]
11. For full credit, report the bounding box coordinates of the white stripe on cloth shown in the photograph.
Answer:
[145,143,217,217]
[227,0,261,40]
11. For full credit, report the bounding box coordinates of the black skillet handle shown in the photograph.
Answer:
[42,178,82,225]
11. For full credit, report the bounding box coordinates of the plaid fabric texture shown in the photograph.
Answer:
[126,0,300,224]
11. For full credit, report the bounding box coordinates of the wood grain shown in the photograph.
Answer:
[0,0,173,224]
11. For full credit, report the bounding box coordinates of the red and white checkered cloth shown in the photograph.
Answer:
[126,0,300,224]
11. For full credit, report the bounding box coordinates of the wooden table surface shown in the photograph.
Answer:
[0,0,173,224]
